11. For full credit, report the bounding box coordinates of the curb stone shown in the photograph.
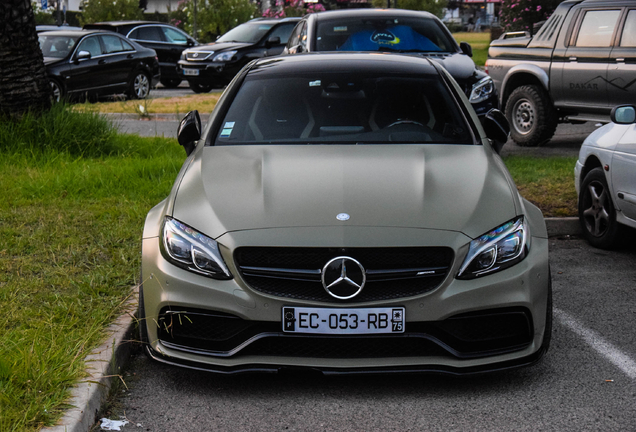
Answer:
[42,219,579,432]
[42,290,138,432]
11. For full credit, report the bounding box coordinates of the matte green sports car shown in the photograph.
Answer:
[139,53,552,374]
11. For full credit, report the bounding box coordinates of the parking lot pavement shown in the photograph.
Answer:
[97,237,636,431]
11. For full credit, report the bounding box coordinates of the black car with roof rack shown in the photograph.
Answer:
[83,21,198,88]
[177,17,300,93]
[282,9,498,119]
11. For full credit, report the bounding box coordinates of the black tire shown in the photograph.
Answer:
[542,268,553,355]
[578,167,623,249]
[50,78,63,103]
[128,71,151,99]
[160,78,182,88]
[138,281,149,346]
[188,80,213,93]
[505,85,557,147]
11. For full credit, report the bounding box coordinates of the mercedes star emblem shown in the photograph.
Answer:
[321,256,366,300]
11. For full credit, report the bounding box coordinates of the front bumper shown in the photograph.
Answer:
[178,60,242,86]
[140,225,550,375]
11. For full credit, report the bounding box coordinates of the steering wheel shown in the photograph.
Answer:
[385,120,426,128]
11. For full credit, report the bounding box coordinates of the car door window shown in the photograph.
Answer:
[267,24,295,45]
[574,10,621,47]
[287,22,303,48]
[77,36,102,57]
[620,10,636,47]
[136,26,164,42]
[162,27,188,44]
[101,35,133,53]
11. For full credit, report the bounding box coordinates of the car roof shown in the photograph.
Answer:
[248,52,439,77]
[246,17,302,25]
[38,29,113,36]
[88,20,166,26]
[309,8,439,21]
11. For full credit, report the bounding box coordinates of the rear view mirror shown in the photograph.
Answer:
[76,50,91,61]
[483,109,510,154]
[610,105,636,124]
[266,36,281,48]
[460,42,473,57]
[177,110,201,156]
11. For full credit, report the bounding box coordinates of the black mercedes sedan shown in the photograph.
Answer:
[177,17,300,93]
[39,30,160,102]
[283,9,498,118]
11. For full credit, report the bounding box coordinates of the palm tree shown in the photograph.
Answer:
[0,0,51,118]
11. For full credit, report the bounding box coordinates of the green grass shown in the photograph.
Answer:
[0,105,184,431]
[503,155,578,217]
[0,105,576,431]
[453,31,490,67]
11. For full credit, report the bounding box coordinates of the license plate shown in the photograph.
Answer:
[183,68,199,76]
[282,306,405,335]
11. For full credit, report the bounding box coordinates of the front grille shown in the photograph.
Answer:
[234,247,454,303]
[157,307,533,359]
[186,51,214,61]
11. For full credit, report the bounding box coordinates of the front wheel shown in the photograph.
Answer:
[128,72,151,99]
[578,167,623,249]
[50,79,63,103]
[188,80,213,93]
[505,85,557,147]
[160,78,182,88]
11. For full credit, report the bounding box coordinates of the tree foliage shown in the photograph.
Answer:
[79,0,144,25]
[173,0,258,42]
[370,0,448,18]
[499,0,561,33]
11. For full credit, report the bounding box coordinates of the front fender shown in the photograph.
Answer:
[501,64,550,106]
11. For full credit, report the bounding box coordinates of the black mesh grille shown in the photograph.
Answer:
[234,247,454,302]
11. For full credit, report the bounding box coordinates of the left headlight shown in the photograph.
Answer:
[161,217,232,280]
[213,50,237,62]
[469,76,494,104]
[457,216,529,280]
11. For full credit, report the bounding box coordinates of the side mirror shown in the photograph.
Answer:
[460,42,473,57]
[266,36,281,48]
[76,50,91,61]
[610,105,636,124]
[187,39,196,47]
[177,110,201,156]
[483,108,510,154]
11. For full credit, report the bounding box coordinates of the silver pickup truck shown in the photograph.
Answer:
[486,0,636,146]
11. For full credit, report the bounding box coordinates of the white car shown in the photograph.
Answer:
[575,105,636,249]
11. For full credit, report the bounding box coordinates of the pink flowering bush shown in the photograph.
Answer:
[262,0,326,18]
[499,0,560,34]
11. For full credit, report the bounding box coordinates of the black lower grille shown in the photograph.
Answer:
[157,307,533,359]
[234,247,454,302]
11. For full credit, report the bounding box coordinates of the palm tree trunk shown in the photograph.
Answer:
[0,0,51,118]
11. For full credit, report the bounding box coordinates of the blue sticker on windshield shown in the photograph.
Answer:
[220,121,234,138]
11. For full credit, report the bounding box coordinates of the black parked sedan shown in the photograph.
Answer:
[177,17,300,93]
[284,9,498,118]
[39,30,160,102]
[83,21,198,88]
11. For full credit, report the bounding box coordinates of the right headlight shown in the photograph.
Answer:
[457,216,529,280]
[469,76,494,104]
[161,217,232,280]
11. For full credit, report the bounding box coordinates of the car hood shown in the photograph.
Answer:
[43,57,65,65]
[420,53,476,81]
[192,41,252,53]
[172,144,518,240]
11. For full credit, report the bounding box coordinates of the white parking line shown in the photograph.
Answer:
[555,308,636,379]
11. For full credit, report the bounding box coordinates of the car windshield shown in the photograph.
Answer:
[216,23,274,44]
[215,72,472,145]
[39,34,79,58]
[315,17,456,53]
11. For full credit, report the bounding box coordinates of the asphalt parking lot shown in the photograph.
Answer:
[98,237,636,431]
